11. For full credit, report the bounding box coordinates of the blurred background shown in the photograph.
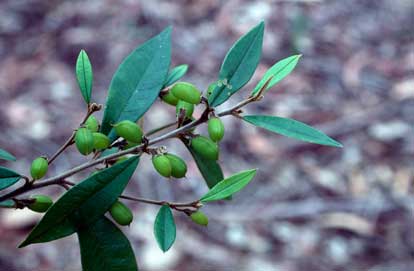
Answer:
[0,0,413,270]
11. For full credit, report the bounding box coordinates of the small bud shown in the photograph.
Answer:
[113,120,143,143]
[176,100,194,119]
[171,82,201,104]
[190,135,219,160]
[152,154,172,178]
[165,153,187,178]
[207,117,225,142]
[92,132,110,150]
[109,201,133,226]
[85,115,99,132]
[161,91,179,106]
[75,128,95,155]
[30,157,48,180]
[190,211,208,226]
[28,195,53,213]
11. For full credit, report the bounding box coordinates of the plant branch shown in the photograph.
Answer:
[0,94,260,202]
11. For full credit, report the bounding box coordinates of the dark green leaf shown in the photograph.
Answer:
[76,49,93,104]
[19,156,139,247]
[252,54,301,96]
[0,148,16,161]
[0,199,15,208]
[154,205,176,252]
[200,169,256,203]
[78,216,138,271]
[0,167,21,191]
[163,64,188,87]
[208,22,264,107]
[101,27,172,141]
[243,115,343,147]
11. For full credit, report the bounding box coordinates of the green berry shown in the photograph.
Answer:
[152,154,172,178]
[30,157,48,180]
[171,82,201,104]
[85,115,99,132]
[190,211,208,226]
[113,120,143,143]
[176,100,194,119]
[165,153,187,178]
[207,117,225,142]
[28,195,53,213]
[109,201,133,226]
[125,140,139,149]
[92,132,110,150]
[75,128,94,155]
[206,82,217,98]
[190,135,219,160]
[161,91,179,106]
[115,156,129,164]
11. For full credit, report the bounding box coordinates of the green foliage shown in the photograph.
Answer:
[154,205,176,252]
[208,21,264,106]
[200,169,257,202]
[252,54,302,96]
[163,64,188,87]
[78,217,138,271]
[100,27,171,141]
[0,199,15,208]
[76,50,93,104]
[0,167,21,191]
[243,115,343,147]
[0,148,16,161]
[19,156,139,247]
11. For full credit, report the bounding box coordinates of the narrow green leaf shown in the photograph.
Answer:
[76,49,93,104]
[208,21,264,107]
[101,27,172,141]
[163,64,188,87]
[19,156,139,247]
[154,205,176,252]
[200,169,256,203]
[0,148,16,161]
[252,54,301,96]
[0,167,21,191]
[0,199,15,208]
[78,216,138,271]
[243,115,343,147]
[184,142,223,189]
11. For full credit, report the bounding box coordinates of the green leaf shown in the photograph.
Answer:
[252,54,301,96]
[78,216,138,271]
[76,49,93,104]
[200,169,256,203]
[19,156,139,247]
[208,22,264,107]
[101,27,172,141]
[0,199,15,208]
[0,148,16,161]
[0,167,21,191]
[243,115,343,147]
[184,143,223,189]
[153,205,176,252]
[163,64,188,87]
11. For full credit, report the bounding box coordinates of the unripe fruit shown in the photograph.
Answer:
[161,91,179,106]
[92,132,110,150]
[30,157,48,180]
[75,128,94,155]
[152,155,172,178]
[206,82,216,98]
[113,120,143,143]
[28,195,53,213]
[115,156,129,164]
[190,135,219,160]
[84,115,99,132]
[176,100,194,119]
[125,140,139,149]
[109,201,133,226]
[207,117,225,142]
[165,153,187,178]
[171,82,201,104]
[190,211,208,226]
